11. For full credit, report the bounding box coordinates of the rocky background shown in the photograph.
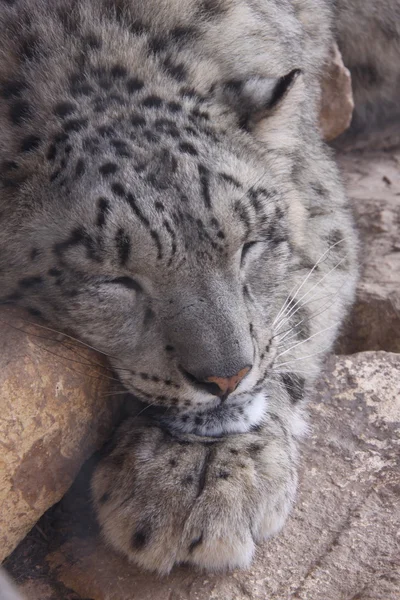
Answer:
[1,48,399,599]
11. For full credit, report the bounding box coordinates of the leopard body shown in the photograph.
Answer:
[1,0,395,574]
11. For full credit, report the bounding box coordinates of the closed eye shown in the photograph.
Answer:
[108,276,142,292]
[241,241,259,264]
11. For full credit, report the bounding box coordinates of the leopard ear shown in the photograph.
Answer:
[222,69,302,130]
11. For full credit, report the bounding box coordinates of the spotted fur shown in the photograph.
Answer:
[0,0,364,573]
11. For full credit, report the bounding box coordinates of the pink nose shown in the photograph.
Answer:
[205,366,250,398]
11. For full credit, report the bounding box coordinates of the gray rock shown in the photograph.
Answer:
[337,150,400,354]
[0,307,118,561]
[5,352,399,600]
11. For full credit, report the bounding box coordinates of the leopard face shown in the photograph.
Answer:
[0,0,357,437]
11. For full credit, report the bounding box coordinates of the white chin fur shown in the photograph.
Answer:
[192,391,267,437]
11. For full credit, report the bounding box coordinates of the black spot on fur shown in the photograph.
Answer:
[153,202,164,214]
[53,131,69,145]
[1,79,27,99]
[155,118,180,138]
[50,169,61,182]
[163,57,187,81]
[99,492,110,504]
[27,307,43,318]
[54,101,76,118]
[0,160,19,186]
[98,124,115,138]
[142,95,163,108]
[30,248,40,261]
[96,197,110,227]
[20,135,41,152]
[46,144,57,161]
[125,193,151,228]
[83,33,102,50]
[248,442,263,456]
[111,64,127,79]
[191,108,209,120]
[179,142,198,156]
[128,21,149,36]
[19,276,43,289]
[196,447,216,497]
[144,307,154,325]
[71,82,94,97]
[218,173,242,188]
[148,36,168,54]
[110,276,142,292]
[170,26,198,43]
[311,182,328,197]
[111,182,126,197]
[57,6,79,32]
[111,139,132,158]
[74,158,85,177]
[281,373,305,403]
[115,228,131,266]
[10,100,32,125]
[169,458,177,467]
[99,162,119,177]
[63,117,88,133]
[144,130,159,143]
[150,229,163,259]
[19,35,40,61]
[48,268,62,277]
[166,101,182,113]
[201,0,229,17]
[178,87,197,101]
[198,165,212,209]
[126,76,144,94]
[328,229,344,247]
[130,114,146,127]
[82,136,100,154]
[184,126,198,137]
[131,528,149,550]
[218,470,230,479]
[53,227,85,256]
[235,201,252,236]
[3,292,22,304]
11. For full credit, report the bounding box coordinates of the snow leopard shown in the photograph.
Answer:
[3,0,397,575]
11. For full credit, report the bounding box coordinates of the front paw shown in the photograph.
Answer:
[92,417,297,574]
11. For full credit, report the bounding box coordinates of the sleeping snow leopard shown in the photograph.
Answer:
[3,0,392,575]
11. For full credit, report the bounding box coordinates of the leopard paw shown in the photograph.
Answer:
[92,417,297,574]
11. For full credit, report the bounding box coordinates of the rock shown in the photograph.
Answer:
[337,150,400,353]
[319,44,354,141]
[0,307,117,562]
[5,352,400,600]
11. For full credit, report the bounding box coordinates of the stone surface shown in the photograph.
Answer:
[0,307,117,562]
[336,150,400,353]
[4,351,400,600]
[319,44,354,141]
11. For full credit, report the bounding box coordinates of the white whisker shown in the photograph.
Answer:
[275,322,339,360]
[276,285,344,345]
[275,344,333,369]
[272,238,346,327]
[274,254,347,333]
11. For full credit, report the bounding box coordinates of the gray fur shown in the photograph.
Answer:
[0,0,363,573]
